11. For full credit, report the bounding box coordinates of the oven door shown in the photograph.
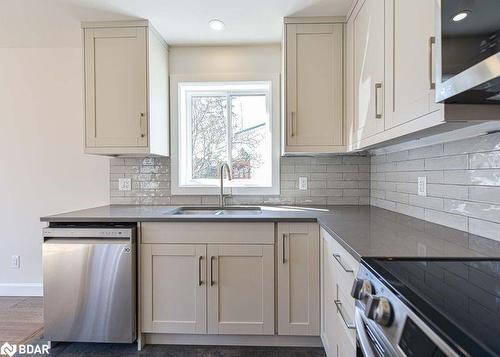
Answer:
[355,308,397,357]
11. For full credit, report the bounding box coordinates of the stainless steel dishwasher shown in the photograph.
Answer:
[42,223,136,343]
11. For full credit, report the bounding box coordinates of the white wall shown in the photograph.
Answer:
[0,1,111,296]
[169,44,281,74]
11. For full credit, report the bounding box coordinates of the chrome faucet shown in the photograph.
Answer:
[219,163,232,207]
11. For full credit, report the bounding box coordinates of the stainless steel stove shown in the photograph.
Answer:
[353,258,500,357]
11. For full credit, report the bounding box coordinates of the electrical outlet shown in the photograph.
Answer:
[299,177,308,190]
[11,255,20,269]
[417,177,427,196]
[118,178,132,191]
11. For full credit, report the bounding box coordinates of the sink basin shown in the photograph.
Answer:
[216,207,263,215]
[173,206,262,216]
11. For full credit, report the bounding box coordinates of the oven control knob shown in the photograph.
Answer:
[365,296,393,327]
[351,278,374,300]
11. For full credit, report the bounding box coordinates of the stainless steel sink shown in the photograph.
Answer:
[172,206,262,216]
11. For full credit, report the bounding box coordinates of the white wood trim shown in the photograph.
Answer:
[0,283,43,296]
[284,16,346,24]
[170,73,280,195]
[145,333,323,347]
[82,20,150,29]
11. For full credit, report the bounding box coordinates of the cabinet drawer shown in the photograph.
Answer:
[321,228,359,299]
[142,222,274,244]
[335,283,356,345]
[335,308,357,357]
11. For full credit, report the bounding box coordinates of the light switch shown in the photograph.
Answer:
[118,178,132,191]
[299,177,308,190]
[417,177,427,196]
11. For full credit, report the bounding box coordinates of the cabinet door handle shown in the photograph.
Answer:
[290,112,296,137]
[333,253,354,273]
[198,256,203,286]
[429,36,436,90]
[334,299,356,329]
[139,112,146,138]
[375,83,382,119]
[210,256,215,286]
[282,233,287,264]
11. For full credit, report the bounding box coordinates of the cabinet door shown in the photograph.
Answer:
[286,23,344,149]
[353,0,385,141]
[207,244,274,335]
[384,0,441,129]
[321,232,340,356]
[141,244,206,334]
[278,223,320,335]
[84,27,148,148]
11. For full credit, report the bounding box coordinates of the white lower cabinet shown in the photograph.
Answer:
[321,228,359,356]
[277,222,320,335]
[141,244,207,334]
[141,239,274,335]
[208,244,274,335]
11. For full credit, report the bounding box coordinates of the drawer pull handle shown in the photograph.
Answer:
[334,299,356,330]
[291,112,296,137]
[429,36,436,90]
[198,256,203,286]
[333,253,354,273]
[282,233,287,264]
[375,83,383,119]
[210,256,215,286]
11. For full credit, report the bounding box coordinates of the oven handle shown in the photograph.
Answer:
[355,308,377,357]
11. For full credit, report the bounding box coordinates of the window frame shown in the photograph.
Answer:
[170,73,280,196]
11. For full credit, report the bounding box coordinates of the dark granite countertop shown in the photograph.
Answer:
[41,205,500,260]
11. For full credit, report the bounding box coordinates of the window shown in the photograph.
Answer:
[171,75,280,195]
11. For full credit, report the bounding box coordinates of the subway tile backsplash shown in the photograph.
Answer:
[110,156,371,206]
[108,132,500,242]
[370,132,500,242]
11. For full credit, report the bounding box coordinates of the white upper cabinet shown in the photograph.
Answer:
[346,0,499,150]
[83,21,169,156]
[384,0,442,130]
[283,18,345,154]
[346,0,385,147]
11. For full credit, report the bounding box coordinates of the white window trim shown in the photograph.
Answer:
[170,73,281,196]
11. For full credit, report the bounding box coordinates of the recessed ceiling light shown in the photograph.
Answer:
[452,10,470,22]
[209,19,225,31]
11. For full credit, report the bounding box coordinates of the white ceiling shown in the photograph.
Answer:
[63,0,353,45]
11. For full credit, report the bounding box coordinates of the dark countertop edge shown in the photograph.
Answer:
[40,216,318,223]
[317,217,362,261]
[40,211,359,260]
[41,205,497,262]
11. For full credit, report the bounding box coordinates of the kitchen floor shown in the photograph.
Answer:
[27,341,327,356]
[1,297,325,356]
[0,296,43,344]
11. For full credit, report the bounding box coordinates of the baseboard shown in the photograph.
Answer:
[0,283,43,297]
[145,333,323,347]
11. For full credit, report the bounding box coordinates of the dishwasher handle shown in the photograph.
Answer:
[43,227,135,239]
[43,237,132,245]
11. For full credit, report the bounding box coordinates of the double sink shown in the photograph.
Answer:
[172,206,263,216]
